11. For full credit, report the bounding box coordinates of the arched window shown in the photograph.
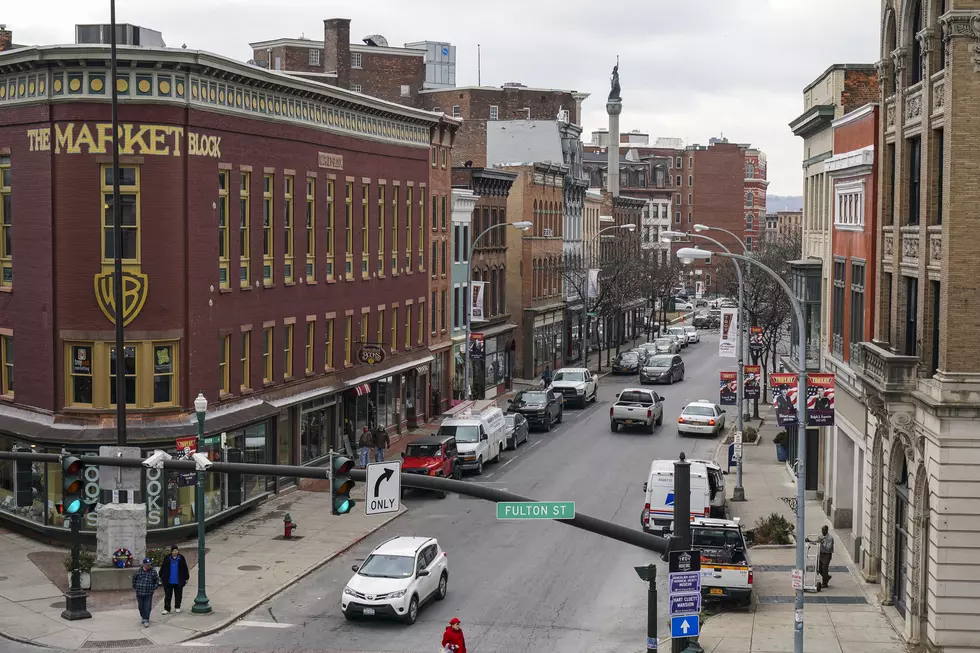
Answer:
[746,192,753,207]
[910,0,923,85]
[884,10,898,95]
[533,200,539,236]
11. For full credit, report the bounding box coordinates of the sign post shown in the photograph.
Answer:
[365,461,401,516]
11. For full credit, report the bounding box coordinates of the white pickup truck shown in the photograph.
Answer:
[609,388,664,434]
[692,517,753,606]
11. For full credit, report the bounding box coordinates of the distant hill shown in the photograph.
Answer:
[766,195,803,213]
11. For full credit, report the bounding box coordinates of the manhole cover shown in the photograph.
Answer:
[82,638,154,649]
[238,564,262,571]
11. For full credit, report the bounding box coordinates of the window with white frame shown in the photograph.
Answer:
[351,52,362,68]
[834,180,865,228]
[400,85,411,97]
[309,49,321,66]
[489,105,499,120]
[351,83,362,93]
[452,105,461,118]
[675,157,682,167]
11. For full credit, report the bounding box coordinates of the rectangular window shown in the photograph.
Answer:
[326,179,335,278]
[101,165,140,264]
[745,235,753,251]
[218,335,230,394]
[309,48,320,66]
[217,171,230,288]
[453,226,460,262]
[0,334,11,397]
[905,276,918,357]
[832,259,846,357]
[441,290,447,330]
[462,226,469,262]
[431,147,438,167]
[378,184,386,273]
[887,144,896,225]
[431,240,438,276]
[463,285,469,326]
[324,318,335,369]
[377,310,385,352]
[675,193,681,204]
[240,331,251,390]
[361,183,369,275]
[305,178,315,281]
[351,83,362,93]
[305,320,315,373]
[432,195,438,231]
[0,155,10,287]
[345,315,353,365]
[489,105,499,120]
[262,174,274,283]
[152,343,175,406]
[441,239,447,274]
[908,136,921,226]
[452,105,461,118]
[935,129,944,225]
[850,263,866,357]
[431,292,437,334]
[418,303,424,344]
[240,172,251,286]
[110,345,138,406]
[405,186,413,270]
[442,149,447,168]
[391,186,399,273]
[391,307,398,352]
[68,344,93,405]
[688,193,692,204]
[688,175,693,186]
[675,212,681,223]
[441,195,447,230]
[360,314,368,352]
[351,52,362,68]
[345,181,353,276]
[405,305,412,349]
[675,157,682,168]
[418,188,425,269]
[284,323,294,378]
[262,327,273,383]
[284,175,294,282]
[930,280,940,375]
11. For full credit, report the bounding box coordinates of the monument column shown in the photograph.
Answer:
[606,62,622,198]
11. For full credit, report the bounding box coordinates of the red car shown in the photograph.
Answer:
[400,435,461,498]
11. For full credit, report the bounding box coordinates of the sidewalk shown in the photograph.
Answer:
[697,407,907,653]
[0,484,406,648]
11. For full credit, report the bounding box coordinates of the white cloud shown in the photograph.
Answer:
[4,0,881,195]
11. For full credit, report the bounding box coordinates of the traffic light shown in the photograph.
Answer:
[57,454,98,516]
[331,456,356,515]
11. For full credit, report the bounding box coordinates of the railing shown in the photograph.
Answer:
[851,341,919,394]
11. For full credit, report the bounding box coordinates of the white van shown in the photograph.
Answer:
[689,458,727,519]
[436,400,506,476]
[641,459,712,534]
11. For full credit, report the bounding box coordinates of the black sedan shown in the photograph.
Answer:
[504,413,530,450]
[612,352,641,374]
[507,390,563,431]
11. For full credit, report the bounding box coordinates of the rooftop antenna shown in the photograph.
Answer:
[477,44,481,86]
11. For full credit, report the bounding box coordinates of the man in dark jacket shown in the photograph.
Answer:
[159,545,190,614]
[372,425,390,463]
[132,557,159,627]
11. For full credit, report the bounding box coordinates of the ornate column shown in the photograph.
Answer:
[939,10,980,73]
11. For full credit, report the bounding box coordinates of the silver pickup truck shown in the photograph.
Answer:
[609,388,664,434]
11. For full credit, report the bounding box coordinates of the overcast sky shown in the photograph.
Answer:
[6,0,880,196]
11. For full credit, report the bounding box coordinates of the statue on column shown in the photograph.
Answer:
[608,62,621,102]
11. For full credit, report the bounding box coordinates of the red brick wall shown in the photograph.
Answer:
[324,19,351,90]
[691,143,746,267]
[1,101,430,414]
[250,44,322,73]
[350,51,424,105]
[842,69,879,115]
[0,28,12,53]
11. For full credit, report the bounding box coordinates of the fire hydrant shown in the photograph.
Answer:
[283,513,297,539]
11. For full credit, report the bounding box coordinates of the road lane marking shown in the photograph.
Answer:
[179,643,212,647]
[234,620,295,629]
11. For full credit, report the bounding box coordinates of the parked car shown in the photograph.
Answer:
[549,367,599,407]
[612,351,642,374]
[693,311,720,329]
[683,325,700,344]
[342,536,448,624]
[508,389,563,431]
[504,413,529,450]
[629,347,652,366]
[666,326,689,348]
[677,400,727,437]
[400,435,461,498]
[675,300,694,311]
[437,401,507,475]
[610,388,665,434]
[640,354,685,385]
[652,337,681,355]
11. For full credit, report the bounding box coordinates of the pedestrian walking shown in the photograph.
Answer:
[441,617,466,653]
[541,364,553,388]
[158,545,190,614]
[372,424,390,463]
[818,524,835,587]
[132,557,159,627]
[358,426,373,468]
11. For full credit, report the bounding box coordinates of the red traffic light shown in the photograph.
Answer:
[335,459,354,475]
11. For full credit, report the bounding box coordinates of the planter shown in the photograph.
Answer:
[775,443,788,462]
[67,571,92,590]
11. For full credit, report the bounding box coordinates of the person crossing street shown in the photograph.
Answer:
[132,557,159,627]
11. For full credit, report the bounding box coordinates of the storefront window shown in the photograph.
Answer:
[431,354,444,414]
[229,422,271,502]
[377,379,392,428]
[0,436,46,526]
[300,398,334,463]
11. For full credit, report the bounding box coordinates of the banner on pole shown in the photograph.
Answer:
[587,269,600,299]
[744,365,761,400]
[770,373,799,426]
[720,372,737,405]
[806,373,836,427]
[749,326,764,358]
[468,332,485,361]
[718,308,738,358]
[471,281,487,322]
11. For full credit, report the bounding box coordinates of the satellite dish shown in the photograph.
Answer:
[363,34,388,47]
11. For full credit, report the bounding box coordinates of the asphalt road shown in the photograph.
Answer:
[175,328,730,653]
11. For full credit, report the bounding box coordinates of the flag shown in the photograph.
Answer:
[744,365,761,400]
[770,373,798,426]
[718,308,738,358]
[805,373,836,427]
[720,372,737,405]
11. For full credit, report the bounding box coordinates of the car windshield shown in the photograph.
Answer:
[618,353,639,361]
[438,424,481,443]
[517,392,548,405]
[684,327,696,332]
[357,553,416,579]
[405,443,442,458]
[683,405,716,417]
[553,371,583,382]
[648,356,673,368]
[669,328,685,335]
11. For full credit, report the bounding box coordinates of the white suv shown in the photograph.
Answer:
[342,536,448,624]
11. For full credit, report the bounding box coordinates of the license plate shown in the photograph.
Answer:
[624,420,634,424]
[362,607,375,615]
[709,588,723,595]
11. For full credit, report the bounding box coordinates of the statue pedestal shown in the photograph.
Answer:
[96,503,147,567]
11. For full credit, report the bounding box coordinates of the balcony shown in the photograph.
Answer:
[851,341,919,396]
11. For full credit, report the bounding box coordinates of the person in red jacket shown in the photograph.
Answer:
[442,617,466,653]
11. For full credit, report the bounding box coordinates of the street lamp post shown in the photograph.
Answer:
[676,247,806,653]
[463,221,533,400]
[584,222,635,373]
[191,392,212,615]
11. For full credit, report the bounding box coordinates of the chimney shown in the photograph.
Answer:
[0,25,12,53]
[323,18,351,91]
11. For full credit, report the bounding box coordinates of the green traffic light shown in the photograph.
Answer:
[331,456,356,515]
[64,498,82,514]
[332,497,354,514]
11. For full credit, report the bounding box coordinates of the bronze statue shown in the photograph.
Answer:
[609,63,621,102]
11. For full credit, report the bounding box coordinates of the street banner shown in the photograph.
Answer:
[587,269,600,299]
[749,326,764,358]
[806,373,836,427]
[718,308,738,358]
[770,373,799,426]
[174,436,198,487]
[720,372,737,405]
[468,332,485,361]
[744,365,761,400]
[471,281,487,322]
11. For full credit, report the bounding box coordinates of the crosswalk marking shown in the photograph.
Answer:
[234,620,295,629]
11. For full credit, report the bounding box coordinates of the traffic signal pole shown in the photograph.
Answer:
[61,513,91,620]
[672,453,692,653]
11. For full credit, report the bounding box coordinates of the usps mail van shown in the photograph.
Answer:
[641,459,711,534]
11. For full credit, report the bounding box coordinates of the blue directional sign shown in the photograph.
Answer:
[669,593,702,617]
[671,615,700,639]
[668,571,701,594]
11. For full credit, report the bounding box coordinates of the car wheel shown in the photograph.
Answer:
[590,388,598,403]
[656,412,664,426]
[645,422,655,434]
[545,415,552,432]
[556,409,563,424]
[610,421,619,433]
[475,457,484,476]
[492,445,501,464]
[454,465,463,480]
[403,595,419,624]
[668,373,674,385]
[436,572,448,601]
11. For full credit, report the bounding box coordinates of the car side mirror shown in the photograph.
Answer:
[481,434,489,441]
[400,452,405,458]
[507,399,513,404]
[642,482,648,492]
[417,569,430,577]
[351,565,359,572]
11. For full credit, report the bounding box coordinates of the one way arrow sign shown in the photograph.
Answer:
[670,615,700,638]
[366,461,401,516]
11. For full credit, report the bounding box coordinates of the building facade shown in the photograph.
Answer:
[451,167,517,400]
[449,188,476,400]
[0,44,449,538]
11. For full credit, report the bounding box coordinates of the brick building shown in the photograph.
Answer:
[0,43,452,537]
[419,84,589,168]
[451,166,517,399]
[500,162,566,379]
[766,210,803,242]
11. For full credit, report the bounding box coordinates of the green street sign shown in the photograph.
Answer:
[496,501,575,520]
[203,436,221,446]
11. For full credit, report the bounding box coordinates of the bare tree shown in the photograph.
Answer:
[636,251,683,337]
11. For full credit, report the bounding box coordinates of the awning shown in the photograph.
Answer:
[354,383,372,396]
[343,353,436,390]
[473,322,518,339]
